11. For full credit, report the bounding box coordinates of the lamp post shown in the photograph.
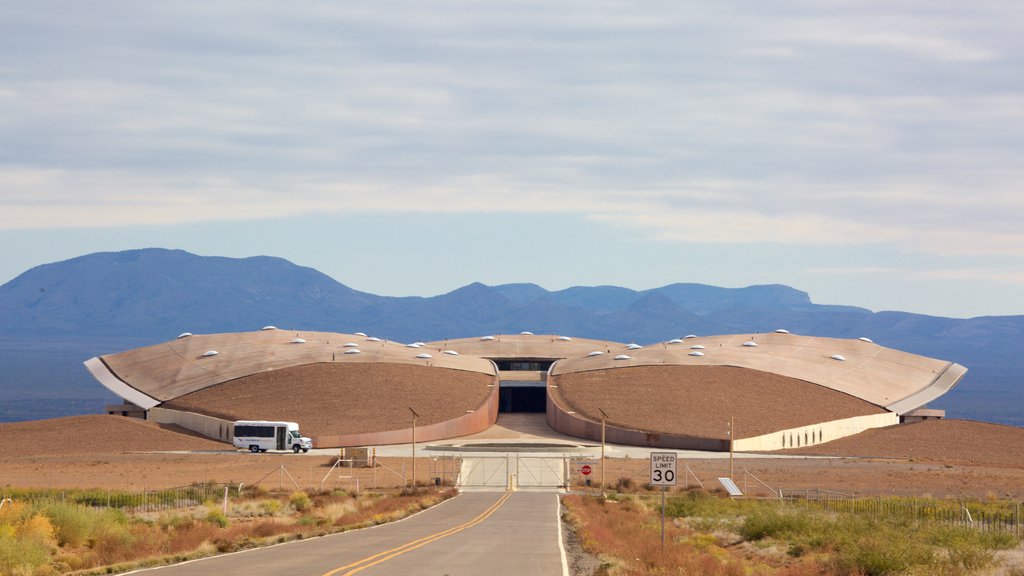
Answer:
[409,407,420,488]
[598,408,608,494]
[728,416,735,481]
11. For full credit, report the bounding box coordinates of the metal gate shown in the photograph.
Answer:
[515,456,565,488]
[458,455,566,489]
[459,456,510,487]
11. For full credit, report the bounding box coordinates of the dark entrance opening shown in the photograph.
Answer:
[499,387,547,413]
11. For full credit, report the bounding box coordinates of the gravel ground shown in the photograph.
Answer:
[774,419,1024,468]
[552,365,884,440]
[165,362,494,437]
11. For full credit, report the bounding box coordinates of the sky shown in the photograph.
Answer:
[1,1,1022,318]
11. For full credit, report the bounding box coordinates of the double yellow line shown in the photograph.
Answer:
[321,491,513,576]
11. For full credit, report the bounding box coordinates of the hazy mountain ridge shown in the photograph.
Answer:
[0,248,1021,424]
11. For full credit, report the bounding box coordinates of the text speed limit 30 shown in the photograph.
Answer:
[650,451,677,486]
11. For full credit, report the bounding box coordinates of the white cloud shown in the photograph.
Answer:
[1,0,1023,262]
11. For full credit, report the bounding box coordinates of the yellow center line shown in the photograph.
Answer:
[321,491,513,576]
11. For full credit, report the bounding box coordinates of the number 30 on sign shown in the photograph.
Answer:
[650,452,677,486]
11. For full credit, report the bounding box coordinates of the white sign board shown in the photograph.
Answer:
[649,452,677,486]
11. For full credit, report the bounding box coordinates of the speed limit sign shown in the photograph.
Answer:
[650,452,677,486]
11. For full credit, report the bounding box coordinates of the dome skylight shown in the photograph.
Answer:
[202,350,218,357]
[177,332,192,339]
[613,354,631,360]
[587,351,604,357]
[291,338,306,344]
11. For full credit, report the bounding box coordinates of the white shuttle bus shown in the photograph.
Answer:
[232,421,312,453]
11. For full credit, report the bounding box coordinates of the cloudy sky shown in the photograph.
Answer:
[1,1,1022,318]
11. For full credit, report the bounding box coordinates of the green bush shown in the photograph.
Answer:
[0,533,51,574]
[289,491,311,513]
[259,499,283,516]
[45,503,94,547]
[205,509,229,528]
[833,533,933,576]
[739,507,812,541]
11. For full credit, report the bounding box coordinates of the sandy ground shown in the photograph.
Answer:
[3,415,1024,498]
[775,419,1024,468]
[552,365,884,440]
[164,363,493,437]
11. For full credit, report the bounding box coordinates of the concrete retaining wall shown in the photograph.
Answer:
[149,407,235,443]
[734,412,898,452]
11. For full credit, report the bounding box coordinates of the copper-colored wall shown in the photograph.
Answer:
[311,373,501,448]
[545,383,729,452]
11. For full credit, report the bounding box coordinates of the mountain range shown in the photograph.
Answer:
[1,248,1021,425]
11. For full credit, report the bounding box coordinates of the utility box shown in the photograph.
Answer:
[341,447,371,467]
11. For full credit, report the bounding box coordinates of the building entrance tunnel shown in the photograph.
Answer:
[499,386,547,413]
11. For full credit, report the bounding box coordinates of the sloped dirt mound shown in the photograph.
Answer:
[0,414,228,456]
[164,362,493,437]
[776,419,1024,468]
[552,365,884,440]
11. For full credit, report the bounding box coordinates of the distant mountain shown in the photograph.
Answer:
[0,248,1021,424]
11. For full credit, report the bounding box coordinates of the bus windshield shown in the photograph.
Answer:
[290,430,301,439]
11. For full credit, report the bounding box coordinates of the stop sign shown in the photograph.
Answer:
[581,464,592,476]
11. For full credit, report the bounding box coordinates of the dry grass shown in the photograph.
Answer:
[0,486,457,575]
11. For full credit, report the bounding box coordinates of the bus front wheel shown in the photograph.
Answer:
[249,445,259,453]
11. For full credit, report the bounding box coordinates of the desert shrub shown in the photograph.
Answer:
[259,499,283,516]
[832,532,933,576]
[289,491,311,513]
[89,519,134,565]
[205,509,229,528]
[739,507,812,541]
[666,490,739,519]
[16,514,56,546]
[45,503,93,547]
[0,533,51,574]
[615,477,636,492]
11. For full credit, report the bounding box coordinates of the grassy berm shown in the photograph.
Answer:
[563,489,1022,576]
[0,486,455,575]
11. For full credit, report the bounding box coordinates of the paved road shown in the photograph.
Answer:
[127,492,566,576]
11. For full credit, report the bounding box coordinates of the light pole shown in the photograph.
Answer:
[598,408,608,494]
[409,407,420,488]
[728,416,735,481]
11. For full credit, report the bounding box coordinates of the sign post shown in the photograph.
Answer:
[650,452,677,552]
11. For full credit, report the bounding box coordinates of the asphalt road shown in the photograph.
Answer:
[127,491,566,576]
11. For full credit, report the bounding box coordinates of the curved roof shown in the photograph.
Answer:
[551,332,965,413]
[89,329,496,407]
[423,334,625,359]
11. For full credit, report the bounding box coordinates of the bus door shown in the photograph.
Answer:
[276,426,287,450]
